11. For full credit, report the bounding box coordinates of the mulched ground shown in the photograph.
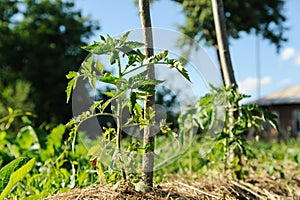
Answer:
[45,170,300,200]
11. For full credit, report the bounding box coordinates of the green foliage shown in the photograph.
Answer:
[0,111,95,199]
[66,31,190,183]
[178,85,278,178]
[173,0,287,51]
[0,81,35,135]
[0,157,35,200]
[0,80,34,116]
[0,101,298,198]
[0,0,99,124]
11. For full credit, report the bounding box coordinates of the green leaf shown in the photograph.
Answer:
[66,77,78,103]
[123,41,144,49]
[120,31,130,43]
[136,49,146,61]
[95,60,104,74]
[110,50,119,65]
[154,50,168,61]
[128,71,163,88]
[138,85,155,93]
[82,55,94,73]
[16,126,40,150]
[90,100,103,113]
[166,58,191,82]
[89,76,97,89]
[99,72,119,85]
[133,103,143,123]
[129,92,137,114]
[66,71,78,79]
[100,35,106,42]
[82,41,112,55]
[21,116,32,125]
[48,125,66,150]
[0,157,35,199]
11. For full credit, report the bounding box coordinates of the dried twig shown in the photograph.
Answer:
[263,189,277,200]
[231,181,264,199]
[177,181,220,199]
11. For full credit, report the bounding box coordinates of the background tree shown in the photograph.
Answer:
[0,0,99,124]
[172,0,287,81]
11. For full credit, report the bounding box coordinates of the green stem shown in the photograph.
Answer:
[122,61,169,76]
[115,63,127,180]
[117,57,122,77]
[189,134,192,175]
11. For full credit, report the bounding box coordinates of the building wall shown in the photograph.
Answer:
[262,104,300,140]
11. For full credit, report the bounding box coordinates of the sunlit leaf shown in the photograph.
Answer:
[66,77,78,103]
[95,60,104,74]
[89,76,97,89]
[82,55,94,73]
[66,71,78,79]
[98,73,119,85]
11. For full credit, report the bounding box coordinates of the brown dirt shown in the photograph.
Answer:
[45,172,300,200]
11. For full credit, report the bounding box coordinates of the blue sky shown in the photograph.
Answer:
[74,0,300,101]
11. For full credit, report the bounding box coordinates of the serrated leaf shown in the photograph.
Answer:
[120,31,130,43]
[82,55,94,73]
[176,67,191,82]
[138,85,155,93]
[165,58,191,82]
[82,41,112,55]
[129,71,163,87]
[124,41,144,49]
[66,71,78,79]
[66,77,78,103]
[154,50,168,61]
[98,73,119,85]
[133,103,143,123]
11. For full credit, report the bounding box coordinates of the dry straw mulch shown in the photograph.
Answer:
[45,172,300,200]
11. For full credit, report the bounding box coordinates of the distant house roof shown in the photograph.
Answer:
[256,83,300,106]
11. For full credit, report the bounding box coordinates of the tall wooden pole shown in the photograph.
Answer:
[139,0,155,187]
[212,0,244,179]
[211,0,237,88]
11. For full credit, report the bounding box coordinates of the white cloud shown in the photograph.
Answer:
[280,78,292,85]
[280,47,295,60]
[239,76,271,94]
[296,55,300,66]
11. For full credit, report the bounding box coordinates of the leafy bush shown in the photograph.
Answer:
[177,85,278,178]
[65,31,190,184]
[0,109,95,199]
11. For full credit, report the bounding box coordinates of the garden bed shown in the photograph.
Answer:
[45,171,300,199]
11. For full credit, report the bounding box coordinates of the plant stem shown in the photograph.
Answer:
[116,97,126,181]
[116,57,126,181]
[189,130,193,175]
[117,57,122,77]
